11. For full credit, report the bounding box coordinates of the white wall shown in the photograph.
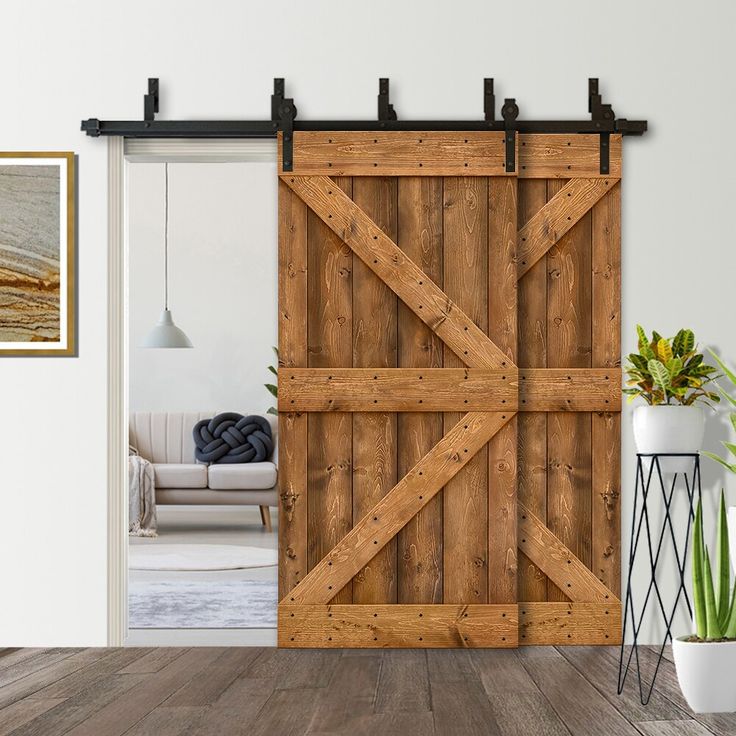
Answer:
[1,0,736,646]
[127,161,277,414]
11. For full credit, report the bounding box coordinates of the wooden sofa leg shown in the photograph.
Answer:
[260,505,273,533]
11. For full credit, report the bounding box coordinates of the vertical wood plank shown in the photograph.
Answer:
[546,178,593,602]
[307,176,354,604]
[397,177,444,604]
[351,176,398,603]
[517,178,549,602]
[592,182,622,594]
[442,177,489,604]
[487,177,518,604]
[278,180,308,598]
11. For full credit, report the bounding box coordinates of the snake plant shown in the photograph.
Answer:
[692,491,736,641]
[623,326,720,407]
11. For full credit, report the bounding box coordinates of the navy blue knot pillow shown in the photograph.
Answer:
[193,413,273,464]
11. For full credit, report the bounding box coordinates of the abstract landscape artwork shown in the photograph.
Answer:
[0,152,75,356]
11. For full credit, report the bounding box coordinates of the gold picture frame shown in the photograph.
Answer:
[0,152,75,356]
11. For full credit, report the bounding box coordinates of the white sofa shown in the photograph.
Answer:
[129,412,278,531]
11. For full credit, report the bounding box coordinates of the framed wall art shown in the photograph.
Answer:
[0,152,75,356]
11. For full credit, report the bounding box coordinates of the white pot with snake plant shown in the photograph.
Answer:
[625,327,718,474]
[672,491,736,713]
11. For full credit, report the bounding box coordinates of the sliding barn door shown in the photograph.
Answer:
[278,131,622,648]
[515,135,622,645]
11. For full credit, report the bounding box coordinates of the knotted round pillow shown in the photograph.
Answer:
[193,413,274,464]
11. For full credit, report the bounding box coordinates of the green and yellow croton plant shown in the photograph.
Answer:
[624,326,719,406]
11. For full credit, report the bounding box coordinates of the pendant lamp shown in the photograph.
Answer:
[141,163,193,349]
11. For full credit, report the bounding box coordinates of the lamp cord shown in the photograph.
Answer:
[164,162,169,310]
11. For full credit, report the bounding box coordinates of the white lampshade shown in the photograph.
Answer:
[141,309,193,349]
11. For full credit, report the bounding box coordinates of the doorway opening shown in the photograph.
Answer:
[118,139,279,645]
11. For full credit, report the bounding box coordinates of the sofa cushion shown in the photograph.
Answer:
[154,463,208,489]
[207,462,277,490]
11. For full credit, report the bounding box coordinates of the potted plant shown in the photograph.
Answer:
[703,351,736,569]
[265,346,278,416]
[624,326,719,471]
[672,491,736,713]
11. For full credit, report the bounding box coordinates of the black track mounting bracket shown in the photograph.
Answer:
[272,78,298,171]
[501,97,518,172]
[378,78,397,124]
[589,78,614,175]
[484,78,495,122]
[80,77,647,141]
[144,78,159,122]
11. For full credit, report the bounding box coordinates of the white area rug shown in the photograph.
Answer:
[129,580,277,628]
[129,544,277,571]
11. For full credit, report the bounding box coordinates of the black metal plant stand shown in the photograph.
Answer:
[618,453,701,705]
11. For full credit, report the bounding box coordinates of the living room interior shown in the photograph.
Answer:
[3,2,736,734]
[126,153,279,643]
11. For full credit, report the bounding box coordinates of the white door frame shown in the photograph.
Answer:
[106,137,278,645]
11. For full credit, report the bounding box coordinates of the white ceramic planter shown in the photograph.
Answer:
[632,405,705,474]
[673,637,736,712]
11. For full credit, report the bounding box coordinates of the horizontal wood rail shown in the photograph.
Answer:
[517,177,617,279]
[282,412,514,605]
[518,134,622,178]
[279,604,518,648]
[284,131,513,176]
[278,368,621,412]
[519,368,621,411]
[518,502,619,604]
[519,602,622,645]
[282,175,513,369]
[279,368,517,411]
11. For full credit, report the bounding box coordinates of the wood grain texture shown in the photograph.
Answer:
[287,131,512,176]
[283,175,511,369]
[518,502,617,603]
[61,649,224,736]
[592,183,622,594]
[443,177,490,605]
[546,178,593,602]
[278,604,517,648]
[280,368,517,411]
[519,603,621,645]
[278,180,308,598]
[307,176,354,605]
[284,412,514,605]
[517,177,615,279]
[518,134,622,179]
[517,178,549,602]
[396,177,444,604]
[519,368,621,411]
[521,653,638,736]
[487,177,518,605]
[3,646,730,734]
[558,646,689,723]
[351,176,398,604]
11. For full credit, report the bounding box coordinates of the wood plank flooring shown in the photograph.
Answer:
[1,646,734,735]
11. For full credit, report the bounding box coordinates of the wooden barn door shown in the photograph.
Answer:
[515,135,622,645]
[278,132,519,647]
[277,131,623,648]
